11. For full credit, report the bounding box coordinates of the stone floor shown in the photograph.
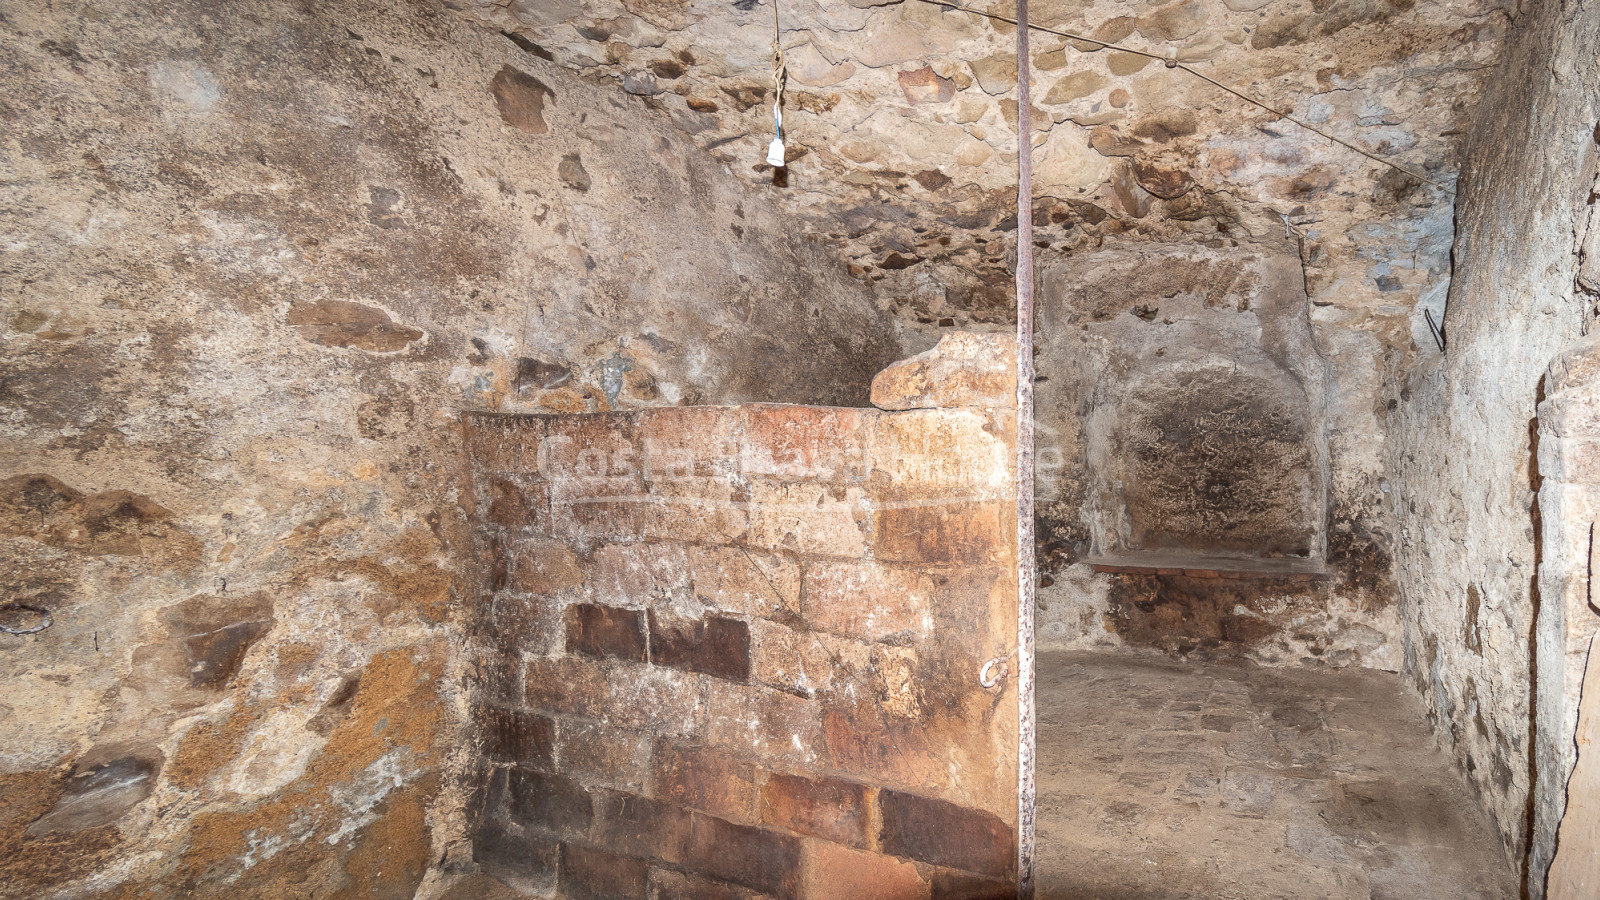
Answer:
[1034,651,1519,900]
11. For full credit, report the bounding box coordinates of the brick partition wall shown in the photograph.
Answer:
[462,395,1019,899]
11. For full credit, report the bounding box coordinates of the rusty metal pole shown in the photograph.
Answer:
[1014,0,1037,895]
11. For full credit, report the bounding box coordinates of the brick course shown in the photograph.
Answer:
[465,389,1019,897]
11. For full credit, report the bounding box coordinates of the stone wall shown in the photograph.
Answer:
[459,388,1020,898]
[1032,238,1399,669]
[1386,0,1600,889]
[1534,337,1600,894]
[0,0,904,896]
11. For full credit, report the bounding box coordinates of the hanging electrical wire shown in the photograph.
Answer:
[766,0,788,168]
[914,0,1449,191]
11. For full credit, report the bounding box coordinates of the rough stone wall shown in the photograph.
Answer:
[0,0,905,896]
[1535,336,1600,894]
[455,0,1506,331]
[1032,238,1402,668]
[1386,0,1600,888]
[460,396,1020,898]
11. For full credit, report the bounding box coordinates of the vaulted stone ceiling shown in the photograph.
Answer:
[456,0,1504,324]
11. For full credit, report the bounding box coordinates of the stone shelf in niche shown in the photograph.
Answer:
[1084,553,1328,579]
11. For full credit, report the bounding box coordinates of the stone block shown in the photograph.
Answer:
[592,791,694,865]
[507,767,594,838]
[650,868,779,900]
[686,812,802,899]
[689,546,802,620]
[927,869,1014,899]
[565,603,647,662]
[737,405,867,481]
[749,619,875,699]
[799,840,930,900]
[639,478,751,545]
[476,646,527,705]
[559,842,649,900]
[488,532,512,592]
[1542,393,1600,439]
[545,414,649,546]
[526,656,610,718]
[509,538,584,596]
[557,720,652,793]
[1541,437,1600,485]
[637,406,742,482]
[531,659,708,735]
[591,542,691,609]
[542,413,644,481]
[465,413,548,475]
[866,408,1013,503]
[872,501,1009,566]
[654,740,763,824]
[746,481,870,558]
[869,332,1016,412]
[878,790,1015,878]
[760,772,871,847]
[821,706,951,801]
[703,680,825,769]
[473,818,559,892]
[476,704,554,769]
[485,476,550,532]
[605,664,706,736]
[650,611,751,681]
[803,560,933,643]
[486,591,563,657]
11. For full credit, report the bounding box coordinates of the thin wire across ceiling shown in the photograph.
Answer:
[915,0,1450,191]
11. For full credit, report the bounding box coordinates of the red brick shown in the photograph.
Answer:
[803,561,933,643]
[525,656,607,718]
[559,842,648,900]
[927,869,1014,899]
[820,705,950,799]
[639,477,751,544]
[592,791,694,865]
[738,405,867,481]
[590,542,691,608]
[799,840,929,900]
[686,813,801,899]
[476,647,525,706]
[650,611,751,681]
[865,408,1012,502]
[760,772,870,848]
[489,533,512,591]
[465,413,547,475]
[654,741,762,824]
[509,538,583,595]
[526,657,703,736]
[689,546,802,620]
[637,406,740,480]
[542,412,644,478]
[507,767,593,838]
[556,720,651,793]
[475,704,554,769]
[473,818,558,891]
[485,591,562,656]
[605,664,705,736]
[565,603,646,662]
[872,501,1010,566]
[878,790,1014,878]
[702,681,825,769]
[650,868,779,900]
[486,476,550,531]
[745,481,871,557]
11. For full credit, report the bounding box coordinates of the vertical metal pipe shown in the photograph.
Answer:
[1013,0,1037,895]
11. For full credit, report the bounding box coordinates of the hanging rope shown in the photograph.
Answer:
[766,0,788,167]
[914,0,1448,191]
